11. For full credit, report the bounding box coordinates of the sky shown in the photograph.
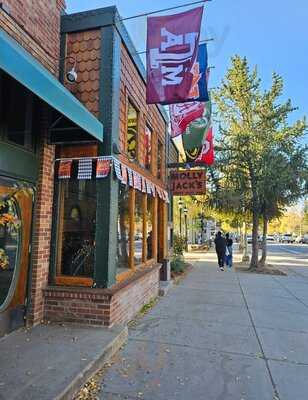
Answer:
[66,0,308,142]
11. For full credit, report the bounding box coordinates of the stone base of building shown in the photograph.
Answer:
[44,264,161,327]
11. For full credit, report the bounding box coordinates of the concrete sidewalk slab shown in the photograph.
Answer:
[249,307,308,333]
[130,317,261,356]
[101,340,275,400]
[256,326,308,364]
[0,323,127,400]
[268,360,308,399]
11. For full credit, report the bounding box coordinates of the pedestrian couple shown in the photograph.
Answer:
[214,232,233,271]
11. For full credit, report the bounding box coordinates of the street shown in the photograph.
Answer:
[96,245,308,400]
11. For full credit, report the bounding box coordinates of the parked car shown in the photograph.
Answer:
[281,234,295,243]
[295,235,303,243]
[296,234,308,244]
[266,235,275,242]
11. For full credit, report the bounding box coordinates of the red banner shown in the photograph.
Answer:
[146,7,203,105]
[196,127,214,165]
[58,160,72,179]
[170,102,205,138]
[96,159,111,178]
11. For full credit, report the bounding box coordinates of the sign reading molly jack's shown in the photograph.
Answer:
[170,169,206,196]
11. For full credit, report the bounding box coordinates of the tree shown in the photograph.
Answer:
[213,56,307,269]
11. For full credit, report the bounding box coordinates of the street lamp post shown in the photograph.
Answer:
[178,198,183,236]
[183,206,188,251]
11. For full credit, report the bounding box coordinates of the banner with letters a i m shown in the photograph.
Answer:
[146,7,203,105]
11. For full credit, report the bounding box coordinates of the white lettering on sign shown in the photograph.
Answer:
[150,28,198,87]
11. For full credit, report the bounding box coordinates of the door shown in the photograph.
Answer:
[0,176,33,336]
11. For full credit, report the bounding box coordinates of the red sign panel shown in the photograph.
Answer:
[170,169,206,195]
[146,7,203,105]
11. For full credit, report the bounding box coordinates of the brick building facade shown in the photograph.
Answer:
[0,3,170,334]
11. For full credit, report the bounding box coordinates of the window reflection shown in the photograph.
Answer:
[117,184,130,274]
[127,102,138,161]
[56,176,96,278]
[134,191,143,265]
[0,178,21,307]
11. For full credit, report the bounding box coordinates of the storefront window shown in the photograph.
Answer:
[146,197,154,260]
[134,191,144,265]
[127,102,138,161]
[117,184,130,275]
[56,175,96,278]
[157,140,163,179]
[145,126,152,170]
[0,178,21,307]
[0,71,37,151]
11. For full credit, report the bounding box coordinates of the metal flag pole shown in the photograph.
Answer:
[120,0,212,22]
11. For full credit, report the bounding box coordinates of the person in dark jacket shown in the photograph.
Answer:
[225,232,233,268]
[214,231,227,271]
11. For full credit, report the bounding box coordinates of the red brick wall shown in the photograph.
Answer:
[27,108,56,326]
[119,44,167,188]
[1,0,65,74]
[44,266,160,327]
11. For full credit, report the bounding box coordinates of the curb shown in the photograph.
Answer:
[54,325,128,400]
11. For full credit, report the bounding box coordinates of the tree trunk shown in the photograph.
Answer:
[259,213,268,266]
[250,208,259,269]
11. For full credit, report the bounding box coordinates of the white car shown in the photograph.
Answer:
[281,234,295,243]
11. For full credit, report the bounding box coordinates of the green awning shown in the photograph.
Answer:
[0,29,103,142]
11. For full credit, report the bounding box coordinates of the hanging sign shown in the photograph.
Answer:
[58,160,72,179]
[170,169,206,195]
[146,6,203,105]
[96,158,111,178]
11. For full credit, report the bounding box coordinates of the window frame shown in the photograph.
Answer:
[157,139,164,180]
[116,187,157,282]
[0,70,37,152]
[126,98,140,163]
[144,124,153,172]
[53,173,96,288]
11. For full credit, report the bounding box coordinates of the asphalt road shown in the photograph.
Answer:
[259,242,308,272]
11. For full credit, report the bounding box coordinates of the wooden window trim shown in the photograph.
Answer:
[126,97,140,163]
[55,276,93,287]
[129,188,135,270]
[142,193,147,262]
[145,124,153,172]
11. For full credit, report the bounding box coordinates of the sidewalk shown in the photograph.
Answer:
[97,251,308,400]
[0,324,127,400]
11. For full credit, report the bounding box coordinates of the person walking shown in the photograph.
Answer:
[214,231,226,271]
[225,233,233,268]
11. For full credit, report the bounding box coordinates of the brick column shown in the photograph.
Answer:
[27,110,55,326]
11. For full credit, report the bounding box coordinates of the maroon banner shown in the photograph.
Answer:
[146,7,203,105]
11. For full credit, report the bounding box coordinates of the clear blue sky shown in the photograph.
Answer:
[66,0,308,133]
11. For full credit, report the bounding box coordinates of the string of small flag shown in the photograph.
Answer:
[57,156,169,203]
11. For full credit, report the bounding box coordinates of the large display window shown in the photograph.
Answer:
[0,176,33,312]
[116,186,157,280]
[54,172,96,284]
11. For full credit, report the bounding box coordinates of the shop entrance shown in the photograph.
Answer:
[0,176,34,336]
